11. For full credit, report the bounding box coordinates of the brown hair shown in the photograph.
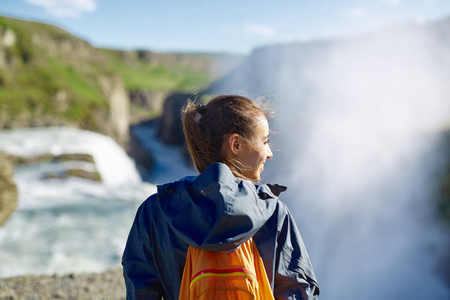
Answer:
[181,95,271,179]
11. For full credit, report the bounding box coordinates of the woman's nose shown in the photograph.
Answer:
[266,145,273,159]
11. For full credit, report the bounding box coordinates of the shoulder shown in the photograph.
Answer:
[132,193,160,232]
[257,183,290,214]
[138,193,158,213]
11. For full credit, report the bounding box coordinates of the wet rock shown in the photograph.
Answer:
[7,153,95,165]
[127,124,155,176]
[42,169,102,182]
[7,152,102,182]
[55,154,95,164]
[6,153,54,165]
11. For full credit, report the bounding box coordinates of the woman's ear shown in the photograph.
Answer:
[227,133,241,155]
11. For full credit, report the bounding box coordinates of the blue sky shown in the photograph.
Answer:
[1,0,450,54]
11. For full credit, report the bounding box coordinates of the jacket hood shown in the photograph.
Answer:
[156,163,281,251]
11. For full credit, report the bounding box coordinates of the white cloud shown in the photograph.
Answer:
[382,0,402,6]
[26,0,96,18]
[343,7,368,19]
[244,24,276,37]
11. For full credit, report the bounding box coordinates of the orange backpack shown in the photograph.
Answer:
[179,238,275,300]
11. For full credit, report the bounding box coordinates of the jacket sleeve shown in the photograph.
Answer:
[122,202,164,300]
[273,204,320,300]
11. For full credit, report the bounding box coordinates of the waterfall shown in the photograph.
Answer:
[0,127,157,277]
[0,127,142,186]
[213,24,450,299]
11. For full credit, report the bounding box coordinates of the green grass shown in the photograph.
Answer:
[49,59,105,104]
[0,15,108,128]
[0,56,107,120]
[0,15,216,133]
[109,60,211,92]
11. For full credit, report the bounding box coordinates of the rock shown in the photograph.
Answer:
[6,152,102,182]
[129,90,170,123]
[127,124,155,175]
[135,51,244,78]
[156,93,192,145]
[0,286,16,300]
[0,27,17,48]
[0,49,5,69]
[6,153,54,165]
[0,27,17,69]
[53,90,69,111]
[42,169,102,182]
[7,153,96,165]
[99,76,131,145]
[55,154,95,164]
[0,153,18,227]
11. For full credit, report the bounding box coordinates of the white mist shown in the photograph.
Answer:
[214,23,450,299]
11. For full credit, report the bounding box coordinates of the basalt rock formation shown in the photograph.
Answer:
[156,93,193,145]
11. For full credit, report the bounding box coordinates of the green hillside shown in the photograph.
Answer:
[0,16,106,130]
[0,15,241,137]
[103,49,213,92]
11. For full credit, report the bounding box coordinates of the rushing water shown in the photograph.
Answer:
[0,126,194,277]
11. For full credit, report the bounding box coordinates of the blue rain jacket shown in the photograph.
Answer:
[122,163,319,300]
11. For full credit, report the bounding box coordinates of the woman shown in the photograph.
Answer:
[122,95,319,299]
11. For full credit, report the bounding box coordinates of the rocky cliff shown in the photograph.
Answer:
[156,93,193,145]
[99,76,130,144]
[0,152,18,227]
[0,15,243,145]
[0,15,243,229]
[0,16,128,143]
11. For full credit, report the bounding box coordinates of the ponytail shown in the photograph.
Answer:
[181,95,271,178]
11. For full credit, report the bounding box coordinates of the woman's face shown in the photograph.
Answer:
[237,116,273,182]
